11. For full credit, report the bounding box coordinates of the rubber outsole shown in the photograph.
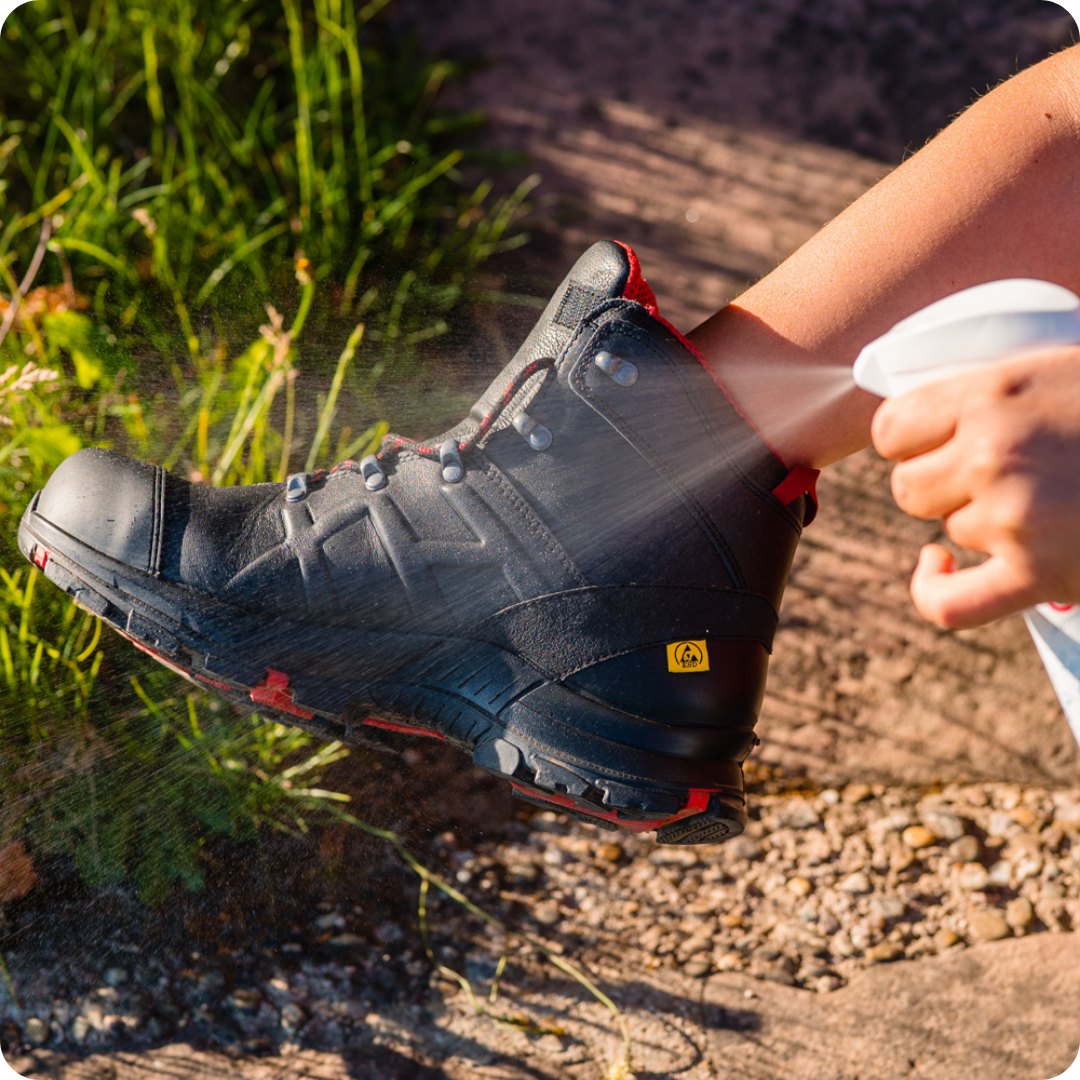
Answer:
[19,500,747,845]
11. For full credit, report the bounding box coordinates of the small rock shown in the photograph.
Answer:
[918,807,965,841]
[968,911,1011,942]
[280,1003,306,1035]
[1011,805,1038,829]
[934,929,962,950]
[725,835,763,861]
[839,871,872,894]
[869,896,906,920]
[506,862,541,884]
[956,862,991,891]
[1006,896,1034,930]
[890,849,915,873]
[596,843,624,863]
[720,912,743,928]
[228,989,262,1014]
[842,783,873,804]
[715,951,743,971]
[313,912,346,932]
[988,859,1013,887]
[817,910,841,936]
[774,801,821,829]
[787,876,813,898]
[902,825,937,849]
[947,835,981,863]
[865,942,904,964]
[830,931,856,958]
[532,902,561,926]
[103,967,129,988]
[70,1016,92,1044]
[328,933,364,947]
[813,975,844,993]
[649,848,698,867]
[683,954,712,978]
[849,924,873,950]
[194,969,226,1003]
[988,811,1015,837]
[761,966,797,986]
[22,1017,48,1046]
[374,921,404,945]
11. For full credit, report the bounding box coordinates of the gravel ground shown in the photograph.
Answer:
[4,773,1079,1062]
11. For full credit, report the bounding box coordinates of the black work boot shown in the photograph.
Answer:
[19,241,818,844]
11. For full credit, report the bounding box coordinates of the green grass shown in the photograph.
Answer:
[0,0,533,903]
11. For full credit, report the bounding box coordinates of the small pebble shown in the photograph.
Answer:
[228,989,262,1013]
[279,1003,306,1035]
[787,876,813,898]
[596,843,624,863]
[902,825,937,849]
[956,863,991,891]
[22,1017,48,1045]
[506,862,541,884]
[839,871,872,894]
[919,808,965,841]
[1006,896,1034,930]
[650,848,699,868]
[532,902,561,926]
[934,929,962,950]
[864,942,904,964]
[103,967,129,988]
[328,933,364,947]
[947,835,981,863]
[842,784,873,804]
[869,896,905,920]
[967,911,1011,942]
[1011,805,1038,829]
[683,954,712,978]
[989,860,1013,887]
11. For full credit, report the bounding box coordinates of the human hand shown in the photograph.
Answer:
[871,347,1080,629]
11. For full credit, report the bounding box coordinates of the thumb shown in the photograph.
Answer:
[909,543,1039,629]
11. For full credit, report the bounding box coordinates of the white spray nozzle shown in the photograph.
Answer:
[853,278,1080,398]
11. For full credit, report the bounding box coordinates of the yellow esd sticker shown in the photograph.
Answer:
[667,640,709,673]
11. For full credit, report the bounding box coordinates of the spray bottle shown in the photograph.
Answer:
[852,279,1080,744]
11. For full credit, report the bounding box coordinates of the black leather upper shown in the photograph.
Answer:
[32,242,807,688]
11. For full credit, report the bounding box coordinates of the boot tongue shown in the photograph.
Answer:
[463,240,650,435]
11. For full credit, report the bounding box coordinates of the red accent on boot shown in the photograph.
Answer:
[614,240,659,314]
[772,465,820,523]
[511,783,716,834]
[31,545,48,570]
[363,717,446,740]
[250,669,315,720]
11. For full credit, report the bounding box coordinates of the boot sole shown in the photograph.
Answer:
[20,499,746,845]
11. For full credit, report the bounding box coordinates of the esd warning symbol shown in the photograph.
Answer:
[666,639,710,673]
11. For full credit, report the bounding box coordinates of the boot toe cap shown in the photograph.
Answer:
[34,448,165,573]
